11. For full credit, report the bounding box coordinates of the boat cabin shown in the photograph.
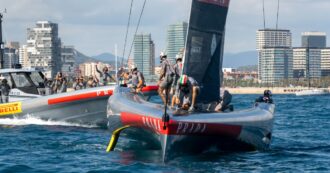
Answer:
[0,68,46,102]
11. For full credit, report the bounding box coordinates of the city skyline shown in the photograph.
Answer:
[1,0,330,57]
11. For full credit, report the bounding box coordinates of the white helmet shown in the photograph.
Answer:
[160,51,167,58]
[176,54,182,61]
[130,64,137,71]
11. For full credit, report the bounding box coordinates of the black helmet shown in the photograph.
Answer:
[264,90,272,97]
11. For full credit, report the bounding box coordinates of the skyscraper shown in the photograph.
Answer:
[133,33,155,78]
[293,48,321,78]
[3,47,19,68]
[166,22,188,63]
[61,45,76,78]
[293,32,327,78]
[321,48,330,76]
[26,21,62,78]
[301,32,326,48]
[256,29,293,84]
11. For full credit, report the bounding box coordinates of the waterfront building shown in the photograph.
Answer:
[61,45,76,78]
[293,48,321,78]
[321,48,330,77]
[166,22,188,63]
[256,29,293,84]
[301,32,326,48]
[26,21,62,78]
[133,33,155,78]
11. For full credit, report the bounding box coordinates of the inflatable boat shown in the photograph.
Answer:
[0,68,158,126]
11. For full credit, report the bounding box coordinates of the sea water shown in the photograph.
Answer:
[0,94,329,172]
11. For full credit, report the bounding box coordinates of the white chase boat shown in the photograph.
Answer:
[0,68,158,126]
[295,88,330,96]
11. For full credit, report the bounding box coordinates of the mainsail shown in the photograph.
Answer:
[183,0,230,103]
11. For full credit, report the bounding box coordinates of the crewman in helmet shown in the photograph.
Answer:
[176,74,200,112]
[171,54,183,108]
[130,65,145,93]
[256,90,273,103]
[158,52,175,105]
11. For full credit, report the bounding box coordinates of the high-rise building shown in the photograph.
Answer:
[293,48,321,78]
[26,21,62,78]
[19,45,28,67]
[293,32,328,78]
[321,48,330,77]
[61,45,76,78]
[256,29,293,84]
[301,32,326,48]
[166,22,188,63]
[3,47,19,68]
[256,29,292,50]
[133,33,155,78]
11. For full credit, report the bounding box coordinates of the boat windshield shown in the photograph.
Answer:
[30,72,44,87]
[11,73,33,87]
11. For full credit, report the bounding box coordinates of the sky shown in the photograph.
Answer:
[1,0,330,57]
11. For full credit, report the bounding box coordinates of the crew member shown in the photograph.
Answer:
[256,90,273,103]
[176,75,199,112]
[73,76,85,90]
[0,78,11,103]
[131,66,145,93]
[86,75,99,88]
[171,54,183,108]
[158,52,175,105]
[53,72,67,93]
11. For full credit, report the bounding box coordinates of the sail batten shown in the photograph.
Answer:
[183,0,230,103]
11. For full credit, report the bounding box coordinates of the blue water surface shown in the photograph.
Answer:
[0,94,329,172]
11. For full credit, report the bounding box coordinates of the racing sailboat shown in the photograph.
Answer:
[106,0,275,161]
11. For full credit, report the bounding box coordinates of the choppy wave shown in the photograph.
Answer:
[0,115,98,128]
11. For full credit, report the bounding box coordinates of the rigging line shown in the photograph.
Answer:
[122,0,134,66]
[127,0,147,65]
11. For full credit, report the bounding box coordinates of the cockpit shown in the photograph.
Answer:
[1,69,46,95]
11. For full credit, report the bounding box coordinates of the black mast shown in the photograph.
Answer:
[0,12,4,69]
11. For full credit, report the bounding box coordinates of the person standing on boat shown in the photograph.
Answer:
[171,54,183,108]
[177,75,200,112]
[130,66,145,93]
[0,78,11,103]
[53,72,67,93]
[73,76,85,90]
[86,75,99,88]
[95,65,116,86]
[158,52,175,105]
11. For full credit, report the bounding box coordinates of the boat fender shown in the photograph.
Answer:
[106,125,131,152]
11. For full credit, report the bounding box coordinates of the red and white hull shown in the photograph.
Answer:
[0,85,158,126]
[107,87,275,160]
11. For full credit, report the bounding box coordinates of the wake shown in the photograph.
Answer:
[0,115,98,128]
